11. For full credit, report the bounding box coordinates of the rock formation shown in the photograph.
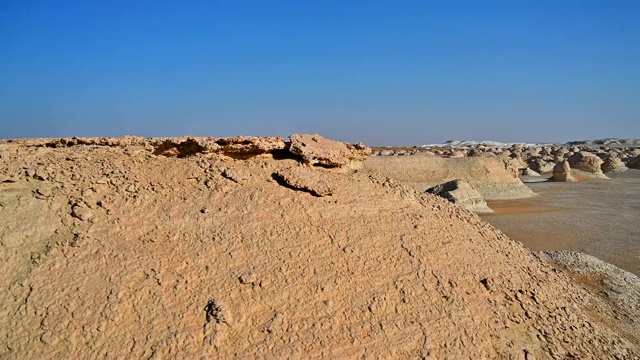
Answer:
[552,160,577,182]
[425,179,493,212]
[364,155,536,201]
[601,156,628,173]
[527,158,555,174]
[567,152,609,179]
[627,155,640,169]
[273,166,334,197]
[289,134,371,167]
[372,139,640,182]
[0,135,638,358]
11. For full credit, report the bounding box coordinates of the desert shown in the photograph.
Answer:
[1,134,639,358]
[3,2,640,358]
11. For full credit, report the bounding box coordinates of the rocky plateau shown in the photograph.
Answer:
[0,134,638,358]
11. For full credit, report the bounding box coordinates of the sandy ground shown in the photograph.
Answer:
[482,170,640,276]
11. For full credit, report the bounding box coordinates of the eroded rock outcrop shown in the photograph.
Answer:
[372,140,639,182]
[13,134,372,169]
[426,179,493,213]
[273,166,334,196]
[364,155,536,200]
[528,158,555,174]
[601,156,628,173]
[568,152,609,178]
[627,155,640,169]
[552,160,577,182]
[289,133,371,167]
[0,135,638,358]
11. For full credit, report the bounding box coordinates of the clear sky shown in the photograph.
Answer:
[1,1,639,145]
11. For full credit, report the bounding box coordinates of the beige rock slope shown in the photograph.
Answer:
[364,155,535,200]
[0,136,638,358]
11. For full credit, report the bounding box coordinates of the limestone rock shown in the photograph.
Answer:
[288,134,370,167]
[568,152,604,174]
[214,136,286,156]
[627,155,640,169]
[273,166,334,196]
[221,167,250,184]
[552,160,577,182]
[508,157,528,174]
[1,135,639,358]
[425,179,493,213]
[71,202,94,221]
[601,157,628,173]
[522,168,541,177]
[528,158,555,174]
[365,156,535,200]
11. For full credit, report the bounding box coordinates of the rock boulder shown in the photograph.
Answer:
[425,179,493,213]
[552,160,577,182]
[568,152,604,174]
[601,157,628,173]
[289,134,371,167]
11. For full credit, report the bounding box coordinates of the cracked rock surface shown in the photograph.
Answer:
[0,136,638,358]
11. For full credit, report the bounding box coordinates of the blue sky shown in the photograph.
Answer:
[1,1,639,145]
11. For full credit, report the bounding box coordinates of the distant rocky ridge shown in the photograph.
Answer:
[565,138,640,147]
[421,140,552,148]
[419,138,640,148]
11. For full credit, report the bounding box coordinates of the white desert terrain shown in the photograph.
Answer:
[0,135,639,358]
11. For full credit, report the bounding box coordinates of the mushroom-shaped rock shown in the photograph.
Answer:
[552,160,577,182]
[528,158,555,174]
[425,179,493,213]
[288,134,370,167]
[568,152,604,174]
[601,157,628,173]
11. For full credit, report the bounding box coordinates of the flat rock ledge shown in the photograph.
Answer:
[426,179,493,213]
[11,134,371,168]
[273,167,334,197]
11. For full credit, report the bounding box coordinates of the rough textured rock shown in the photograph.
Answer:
[425,179,493,213]
[627,155,640,169]
[568,151,604,174]
[528,158,555,174]
[273,166,334,197]
[221,167,251,184]
[539,251,640,346]
[0,137,638,358]
[289,134,371,167]
[522,168,541,177]
[364,155,536,200]
[507,157,528,174]
[552,160,577,182]
[601,156,628,173]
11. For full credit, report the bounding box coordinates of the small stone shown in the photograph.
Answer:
[35,188,51,199]
[239,272,257,285]
[221,168,250,184]
[71,203,94,221]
